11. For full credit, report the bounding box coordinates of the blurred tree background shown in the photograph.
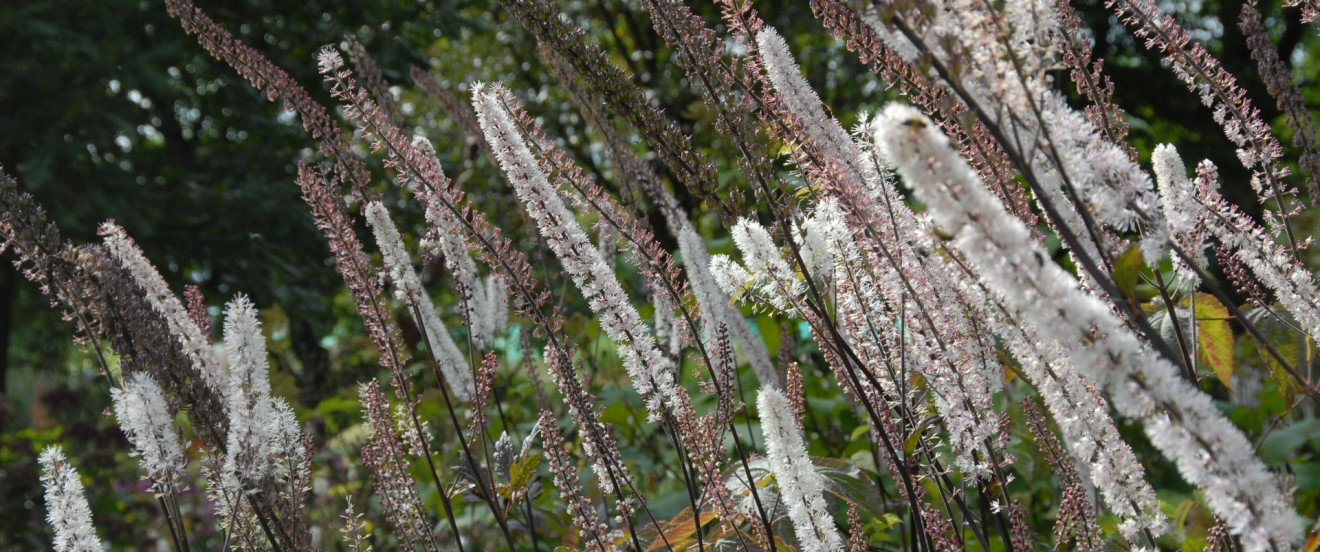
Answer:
[1,0,1317,548]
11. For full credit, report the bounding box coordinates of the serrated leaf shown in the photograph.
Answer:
[813,457,885,516]
[1185,292,1234,389]
[646,507,718,552]
[509,451,541,494]
[1237,305,1306,405]
[726,455,884,518]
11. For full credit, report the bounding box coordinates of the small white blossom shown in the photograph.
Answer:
[1153,144,1210,287]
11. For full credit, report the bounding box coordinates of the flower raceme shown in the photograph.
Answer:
[39,447,103,552]
[473,83,686,422]
[110,372,186,495]
[100,222,228,399]
[1156,145,1320,346]
[757,386,844,552]
[365,200,475,401]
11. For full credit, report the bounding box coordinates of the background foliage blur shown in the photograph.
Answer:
[1,0,1317,548]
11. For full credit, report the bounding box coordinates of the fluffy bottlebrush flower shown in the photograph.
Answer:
[111,372,186,495]
[951,260,1163,532]
[758,28,868,178]
[39,447,103,552]
[473,85,684,421]
[221,295,305,489]
[1153,144,1212,288]
[757,387,844,552]
[488,86,699,369]
[715,217,821,317]
[542,32,785,376]
[551,3,837,386]
[365,201,474,401]
[675,222,778,384]
[876,103,1299,549]
[220,295,273,487]
[100,222,227,399]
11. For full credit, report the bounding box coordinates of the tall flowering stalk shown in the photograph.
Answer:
[100,222,227,398]
[473,84,685,421]
[756,387,843,552]
[220,295,304,487]
[39,447,104,552]
[474,82,774,549]
[359,380,443,552]
[1238,1,1320,202]
[875,103,1300,549]
[1153,145,1213,288]
[1022,400,1104,551]
[364,200,475,400]
[754,27,1004,476]
[294,164,423,405]
[411,134,508,349]
[537,412,611,552]
[945,255,1164,534]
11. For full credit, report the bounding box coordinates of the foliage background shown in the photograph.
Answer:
[1,0,1318,549]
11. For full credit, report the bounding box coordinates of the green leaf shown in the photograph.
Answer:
[1185,292,1234,389]
[1112,244,1145,301]
[813,457,885,516]
[1236,305,1307,405]
[509,451,542,494]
